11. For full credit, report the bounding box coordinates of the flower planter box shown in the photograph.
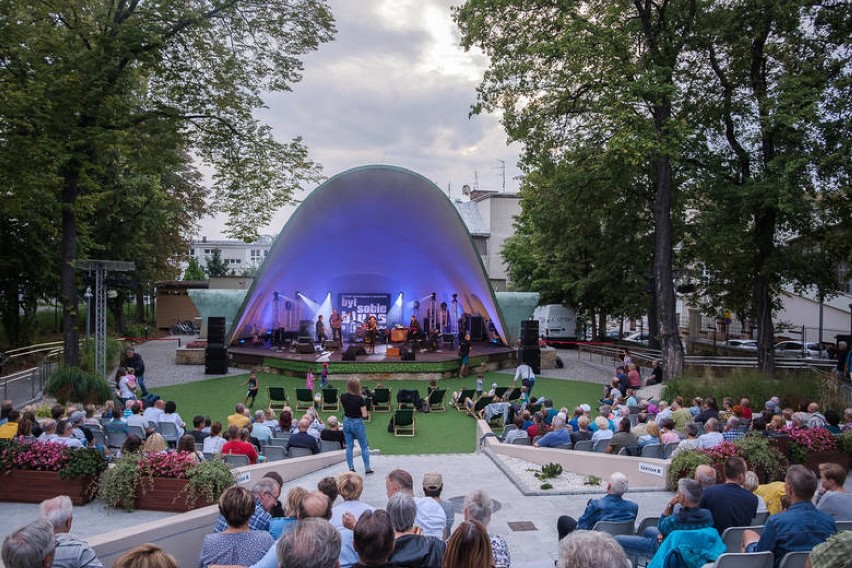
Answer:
[135,477,215,512]
[0,470,96,505]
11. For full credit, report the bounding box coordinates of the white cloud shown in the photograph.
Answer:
[199,0,522,239]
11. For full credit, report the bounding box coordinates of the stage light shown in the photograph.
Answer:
[414,301,420,309]
[431,292,436,300]
[327,291,332,298]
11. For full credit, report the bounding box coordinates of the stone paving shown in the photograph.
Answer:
[1,340,676,567]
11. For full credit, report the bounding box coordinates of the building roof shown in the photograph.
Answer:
[453,200,490,237]
[155,280,209,289]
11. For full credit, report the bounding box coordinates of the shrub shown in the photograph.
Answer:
[45,366,114,405]
[668,450,711,490]
[0,439,107,480]
[780,426,837,463]
[663,372,824,412]
[837,431,852,456]
[80,337,125,374]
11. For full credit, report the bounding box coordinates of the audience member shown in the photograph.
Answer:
[38,495,102,568]
[142,423,167,452]
[570,415,592,445]
[556,530,630,568]
[699,457,758,534]
[214,478,276,533]
[385,469,446,539]
[0,409,20,439]
[694,397,720,423]
[744,471,769,512]
[422,472,454,539]
[535,415,572,448]
[386,493,445,567]
[203,421,226,454]
[590,416,613,446]
[352,510,394,568]
[463,490,510,568]
[743,465,836,565]
[557,472,638,540]
[199,486,274,567]
[320,416,346,448]
[808,531,852,568]
[277,518,341,568]
[697,417,724,449]
[442,520,491,568]
[221,425,259,463]
[227,403,251,429]
[694,464,718,487]
[1,519,56,568]
[142,400,165,426]
[286,417,320,454]
[813,463,852,521]
[606,417,637,454]
[190,415,209,444]
[331,472,375,531]
[112,544,178,568]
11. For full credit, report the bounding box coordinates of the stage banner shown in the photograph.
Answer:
[339,293,390,336]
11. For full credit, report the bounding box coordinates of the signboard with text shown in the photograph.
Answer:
[339,293,390,336]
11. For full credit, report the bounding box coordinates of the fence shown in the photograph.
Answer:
[1,342,64,406]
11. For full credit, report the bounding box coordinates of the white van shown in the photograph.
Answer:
[532,305,577,340]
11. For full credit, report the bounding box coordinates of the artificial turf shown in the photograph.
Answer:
[151,371,602,455]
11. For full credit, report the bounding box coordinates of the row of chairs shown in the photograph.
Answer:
[213,440,344,467]
[100,421,183,449]
[502,425,680,458]
[453,387,523,413]
[268,386,449,414]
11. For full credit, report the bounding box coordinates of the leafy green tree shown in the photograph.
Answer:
[0,1,335,365]
[205,249,230,278]
[455,0,696,376]
[183,258,207,281]
[682,0,850,373]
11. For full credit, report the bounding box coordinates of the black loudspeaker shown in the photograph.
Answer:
[401,348,416,361]
[423,317,430,333]
[520,319,539,346]
[296,342,316,354]
[469,316,485,341]
[323,340,340,352]
[205,346,228,374]
[342,346,366,361]
[517,346,541,374]
[208,317,226,344]
[442,334,455,343]
[299,319,312,337]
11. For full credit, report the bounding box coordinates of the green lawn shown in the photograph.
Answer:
[152,371,602,455]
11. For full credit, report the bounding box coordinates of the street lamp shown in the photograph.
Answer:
[83,286,93,339]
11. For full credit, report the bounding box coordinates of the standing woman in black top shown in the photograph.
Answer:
[341,378,374,474]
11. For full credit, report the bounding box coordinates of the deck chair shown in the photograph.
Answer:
[295,389,314,411]
[321,388,340,412]
[454,388,477,411]
[504,387,522,401]
[320,440,342,452]
[428,389,447,412]
[372,388,392,412]
[721,526,764,554]
[777,551,809,568]
[267,387,288,413]
[263,445,287,461]
[288,447,314,458]
[157,421,180,447]
[573,440,594,452]
[393,408,416,436]
[592,520,635,536]
[713,552,773,568]
[493,386,509,399]
[222,454,250,468]
[640,444,663,459]
[471,395,493,415]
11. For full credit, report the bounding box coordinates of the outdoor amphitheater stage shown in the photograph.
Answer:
[228,339,517,377]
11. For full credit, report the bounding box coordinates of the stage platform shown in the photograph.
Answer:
[228,340,517,379]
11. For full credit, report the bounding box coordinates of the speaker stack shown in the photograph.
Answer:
[517,319,541,373]
[295,342,316,354]
[401,345,416,361]
[342,346,366,361]
[206,317,228,374]
[469,315,485,341]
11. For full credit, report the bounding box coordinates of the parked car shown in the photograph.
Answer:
[773,340,825,358]
[624,331,650,346]
[723,339,758,350]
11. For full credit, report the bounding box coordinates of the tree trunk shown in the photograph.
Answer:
[60,168,80,367]
[135,283,145,323]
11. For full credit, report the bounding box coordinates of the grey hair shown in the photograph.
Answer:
[386,493,417,532]
[704,417,719,432]
[609,472,629,496]
[684,422,699,437]
[39,495,73,531]
[743,471,760,492]
[254,410,265,422]
[251,477,279,497]
[1,519,57,568]
[677,478,703,505]
[463,489,493,526]
[556,530,631,568]
[277,518,341,568]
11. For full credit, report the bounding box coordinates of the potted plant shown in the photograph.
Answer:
[733,434,785,482]
[45,366,114,405]
[668,449,711,490]
[98,452,234,512]
[0,439,107,504]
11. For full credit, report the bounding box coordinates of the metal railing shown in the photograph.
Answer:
[1,343,64,405]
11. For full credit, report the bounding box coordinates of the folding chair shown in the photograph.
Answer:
[713,552,773,568]
[573,440,594,452]
[618,445,639,457]
[592,520,635,536]
[262,445,287,462]
[267,387,288,413]
[721,526,764,554]
[393,409,416,436]
[777,551,809,568]
[266,437,287,447]
[470,395,492,416]
[294,389,315,412]
[127,425,146,440]
[157,421,180,447]
[504,387,522,401]
[662,442,680,459]
[321,388,340,412]
[222,454,250,468]
[750,511,769,526]
[640,444,663,459]
[493,386,510,399]
[501,424,518,438]
[106,429,128,450]
[372,388,392,412]
[91,428,106,448]
[635,516,659,535]
[553,443,573,450]
[593,439,611,453]
[532,435,543,445]
[288,447,314,458]
[202,452,215,461]
[511,436,531,446]
[835,520,852,532]
[320,440,342,452]
[428,389,448,412]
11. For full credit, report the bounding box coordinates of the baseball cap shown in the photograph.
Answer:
[422,472,443,490]
[579,403,591,413]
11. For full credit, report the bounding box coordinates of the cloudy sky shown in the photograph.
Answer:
[198,0,523,239]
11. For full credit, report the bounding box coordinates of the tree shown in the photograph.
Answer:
[0,1,335,365]
[455,0,696,377]
[682,0,850,373]
[205,249,230,278]
[183,258,207,281]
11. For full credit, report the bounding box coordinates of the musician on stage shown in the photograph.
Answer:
[315,315,328,346]
[330,308,343,345]
[439,302,450,333]
[365,315,378,353]
[426,327,441,352]
[406,315,422,342]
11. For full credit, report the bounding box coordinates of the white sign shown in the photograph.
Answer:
[236,472,251,485]
[638,462,664,477]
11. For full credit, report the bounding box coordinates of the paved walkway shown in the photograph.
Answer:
[1,342,674,567]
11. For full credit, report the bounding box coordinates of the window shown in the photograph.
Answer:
[251,249,262,259]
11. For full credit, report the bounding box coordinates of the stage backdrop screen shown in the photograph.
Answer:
[339,293,390,336]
